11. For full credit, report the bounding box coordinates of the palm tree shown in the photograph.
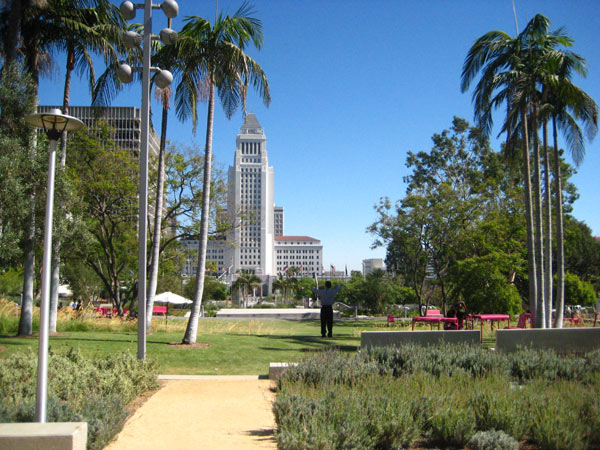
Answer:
[231,270,260,307]
[179,2,270,345]
[46,0,125,332]
[544,55,598,327]
[461,20,539,324]
[272,273,288,302]
[1,0,70,334]
[145,37,182,331]
[461,14,586,328]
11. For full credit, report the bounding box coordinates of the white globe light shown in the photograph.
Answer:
[159,28,178,46]
[119,1,136,20]
[117,63,133,83]
[123,30,142,49]
[155,69,173,89]
[161,0,179,18]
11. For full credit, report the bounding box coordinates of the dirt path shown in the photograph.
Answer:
[105,376,276,450]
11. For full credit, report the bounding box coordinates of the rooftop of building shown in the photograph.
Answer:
[275,236,319,242]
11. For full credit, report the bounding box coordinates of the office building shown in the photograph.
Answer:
[183,113,323,291]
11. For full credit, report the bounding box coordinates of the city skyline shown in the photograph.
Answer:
[37,1,600,271]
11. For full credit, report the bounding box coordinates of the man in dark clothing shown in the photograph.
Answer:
[313,281,340,337]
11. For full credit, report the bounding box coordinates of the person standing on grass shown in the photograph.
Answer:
[313,281,340,337]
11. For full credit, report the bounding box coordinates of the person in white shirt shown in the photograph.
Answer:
[313,281,340,337]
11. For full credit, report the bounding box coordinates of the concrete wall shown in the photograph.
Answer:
[496,328,600,353]
[0,422,87,450]
[361,330,481,349]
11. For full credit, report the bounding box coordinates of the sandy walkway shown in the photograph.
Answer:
[105,376,276,450]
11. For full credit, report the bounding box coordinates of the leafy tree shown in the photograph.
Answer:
[183,276,226,302]
[563,272,596,307]
[450,252,523,316]
[178,2,270,345]
[370,118,514,314]
[563,217,600,289]
[65,122,138,314]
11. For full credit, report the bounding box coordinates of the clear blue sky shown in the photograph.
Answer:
[38,0,600,272]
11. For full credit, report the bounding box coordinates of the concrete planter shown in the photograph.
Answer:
[496,327,600,353]
[0,422,87,450]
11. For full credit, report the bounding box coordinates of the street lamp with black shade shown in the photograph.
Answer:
[25,108,84,423]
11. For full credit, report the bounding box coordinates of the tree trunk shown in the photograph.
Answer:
[18,212,35,336]
[542,121,553,328]
[182,82,215,345]
[4,0,23,67]
[146,102,168,331]
[18,85,39,336]
[552,118,565,328]
[50,48,74,333]
[521,105,538,324]
[531,105,545,328]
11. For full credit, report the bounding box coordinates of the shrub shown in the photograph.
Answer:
[0,348,158,449]
[276,346,600,449]
[468,430,519,450]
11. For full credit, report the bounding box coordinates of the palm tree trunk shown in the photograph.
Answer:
[49,48,74,333]
[532,105,546,328]
[182,82,215,345]
[542,121,553,328]
[552,118,565,328]
[521,105,538,324]
[146,102,168,331]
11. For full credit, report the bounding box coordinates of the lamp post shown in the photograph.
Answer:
[25,108,84,423]
[117,0,178,360]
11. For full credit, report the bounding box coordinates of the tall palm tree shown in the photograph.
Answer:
[544,54,598,327]
[2,0,61,335]
[178,2,270,345]
[231,269,260,307]
[461,14,585,328]
[461,21,539,324]
[46,0,125,332]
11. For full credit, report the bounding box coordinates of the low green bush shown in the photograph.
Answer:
[0,348,158,449]
[468,430,519,450]
[275,345,600,449]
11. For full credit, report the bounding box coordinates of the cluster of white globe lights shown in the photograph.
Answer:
[116,0,179,89]
[24,0,180,423]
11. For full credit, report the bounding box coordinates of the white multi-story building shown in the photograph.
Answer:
[274,206,284,237]
[362,258,385,276]
[38,106,160,158]
[182,113,323,293]
[274,236,323,277]
[226,113,275,276]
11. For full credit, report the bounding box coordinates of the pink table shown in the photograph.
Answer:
[472,314,510,342]
[411,316,459,330]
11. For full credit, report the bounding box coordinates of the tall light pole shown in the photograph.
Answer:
[117,0,178,360]
[25,109,84,423]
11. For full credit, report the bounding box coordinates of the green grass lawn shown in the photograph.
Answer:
[0,314,504,375]
[0,319,390,375]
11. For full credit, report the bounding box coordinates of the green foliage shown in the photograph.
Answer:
[0,348,158,449]
[64,122,139,311]
[563,271,597,307]
[450,252,523,315]
[0,267,23,298]
[468,430,519,450]
[0,63,39,267]
[369,117,525,313]
[276,346,600,449]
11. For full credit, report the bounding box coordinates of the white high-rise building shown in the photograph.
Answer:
[183,113,323,291]
[226,113,275,275]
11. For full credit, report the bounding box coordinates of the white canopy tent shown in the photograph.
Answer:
[153,292,193,325]
[154,292,192,305]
